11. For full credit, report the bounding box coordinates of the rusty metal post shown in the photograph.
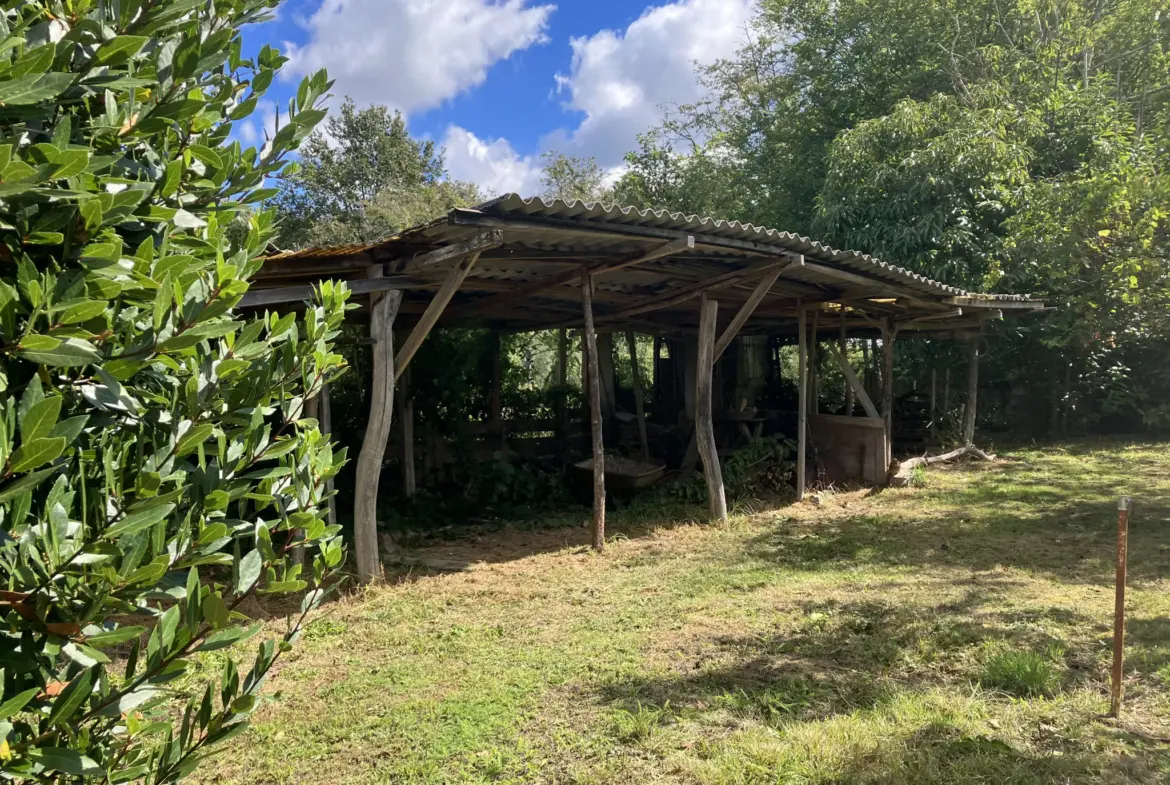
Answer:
[1110,496,1132,718]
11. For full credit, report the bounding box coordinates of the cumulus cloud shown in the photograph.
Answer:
[441,0,754,196]
[552,0,755,165]
[442,126,544,196]
[285,0,554,114]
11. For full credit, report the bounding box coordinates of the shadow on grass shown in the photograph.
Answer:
[592,593,1166,783]
[745,459,1170,583]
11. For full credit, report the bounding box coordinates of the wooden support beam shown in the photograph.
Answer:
[394,251,482,380]
[453,236,694,319]
[963,338,980,445]
[398,368,416,498]
[590,260,790,327]
[320,383,337,527]
[626,331,650,461]
[713,265,788,361]
[827,344,880,419]
[696,293,727,521]
[398,229,502,271]
[240,275,418,309]
[881,320,897,469]
[582,273,606,551]
[840,314,854,416]
[354,270,402,583]
[797,303,808,501]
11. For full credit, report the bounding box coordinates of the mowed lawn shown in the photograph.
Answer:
[198,440,1170,784]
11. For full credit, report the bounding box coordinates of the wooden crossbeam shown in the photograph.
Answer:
[395,251,483,380]
[713,264,788,361]
[449,236,694,319]
[588,260,789,328]
[398,230,502,271]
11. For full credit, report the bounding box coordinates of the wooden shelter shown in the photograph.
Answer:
[249,195,1044,580]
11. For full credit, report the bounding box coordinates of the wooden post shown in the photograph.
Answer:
[696,293,727,521]
[354,279,403,583]
[810,310,819,415]
[398,368,416,498]
[320,382,337,527]
[962,338,980,446]
[840,314,853,416]
[929,367,938,443]
[1111,496,1133,718]
[625,331,650,461]
[881,321,896,469]
[827,344,880,419]
[797,303,808,502]
[581,273,606,551]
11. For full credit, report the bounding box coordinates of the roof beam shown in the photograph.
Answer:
[943,295,1040,310]
[584,260,791,328]
[396,230,502,272]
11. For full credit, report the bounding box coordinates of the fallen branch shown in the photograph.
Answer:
[888,445,997,487]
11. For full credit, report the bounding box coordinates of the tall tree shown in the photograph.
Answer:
[540,151,612,203]
[274,99,475,247]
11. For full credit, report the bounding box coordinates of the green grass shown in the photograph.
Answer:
[979,647,1060,697]
[196,439,1170,784]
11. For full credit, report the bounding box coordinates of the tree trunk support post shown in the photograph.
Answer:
[625,331,651,461]
[962,337,980,446]
[881,320,897,470]
[1111,496,1132,718]
[581,273,606,551]
[354,270,403,583]
[696,293,727,521]
[797,303,808,502]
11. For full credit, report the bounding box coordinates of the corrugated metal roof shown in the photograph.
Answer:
[475,194,1031,303]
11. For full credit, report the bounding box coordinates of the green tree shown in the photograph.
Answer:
[0,1,346,781]
[274,99,480,248]
[539,151,611,203]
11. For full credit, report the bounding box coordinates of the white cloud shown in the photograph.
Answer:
[440,0,755,196]
[285,0,554,114]
[442,126,543,196]
[552,0,755,165]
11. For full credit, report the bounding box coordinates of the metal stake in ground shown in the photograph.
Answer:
[1111,496,1133,718]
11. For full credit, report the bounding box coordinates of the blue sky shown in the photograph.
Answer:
[240,0,756,195]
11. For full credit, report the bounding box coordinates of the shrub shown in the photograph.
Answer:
[0,1,343,781]
[978,648,1059,697]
